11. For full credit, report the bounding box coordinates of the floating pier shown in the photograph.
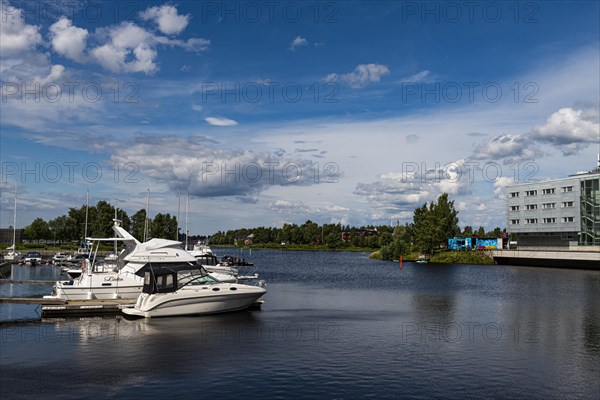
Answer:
[0,296,134,318]
[491,248,600,269]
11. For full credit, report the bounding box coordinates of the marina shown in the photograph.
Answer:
[1,250,598,399]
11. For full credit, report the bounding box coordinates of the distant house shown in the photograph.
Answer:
[341,229,378,242]
[234,233,254,246]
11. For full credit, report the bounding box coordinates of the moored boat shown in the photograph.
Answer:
[121,264,266,318]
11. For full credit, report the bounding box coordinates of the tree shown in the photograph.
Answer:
[90,201,116,238]
[23,218,51,241]
[130,209,147,241]
[378,231,393,248]
[302,220,320,244]
[462,225,473,237]
[48,215,78,243]
[412,193,459,254]
[325,232,342,248]
[475,226,485,237]
[151,213,177,239]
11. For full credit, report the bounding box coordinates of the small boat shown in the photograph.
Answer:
[221,255,254,267]
[23,251,42,265]
[415,260,428,264]
[4,246,21,262]
[52,252,71,264]
[188,242,246,283]
[122,264,266,318]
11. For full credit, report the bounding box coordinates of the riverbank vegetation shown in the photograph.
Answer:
[11,193,503,265]
[375,193,501,264]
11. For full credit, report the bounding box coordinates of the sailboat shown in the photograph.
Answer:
[4,187,21,262]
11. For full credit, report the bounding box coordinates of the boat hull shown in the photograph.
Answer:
[122,285,266,318]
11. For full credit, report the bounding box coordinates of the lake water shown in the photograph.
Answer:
[1,250,599,399]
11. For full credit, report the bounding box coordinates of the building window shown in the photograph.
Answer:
[525,190,537,196]
[510,192,519,198]
[561,186,574,193]
[510,205,519,211]
[525,204,537,210]
[525,218,538,224]
[543,218,556,224]
[561,201,574,208]
[542,188,555,195]
[542,203,556,209]
[561,216,574,223]
[510,219,520,225]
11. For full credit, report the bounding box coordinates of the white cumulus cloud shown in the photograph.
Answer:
[0,3,42,57]
[205,117,238,126]
[140,5,190,35]
[268,199,310,214]
[90,22,157,74]
[289,36,308,50]
[49,17,89,62]
[324,64,390,88]
[530,107,600,155]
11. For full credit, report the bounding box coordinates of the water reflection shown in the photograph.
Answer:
[583,273,600,353]
[1,252,599,400]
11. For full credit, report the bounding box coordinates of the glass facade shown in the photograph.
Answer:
[580,177,600,245]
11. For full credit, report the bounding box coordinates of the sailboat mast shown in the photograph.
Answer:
[12,185,17,248]
[185,191,189,250]
[84,189,89,246]
[176,190,181,240]
[114,200,118,255]
[144,189,150,242]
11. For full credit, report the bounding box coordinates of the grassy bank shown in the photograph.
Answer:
[371,249,494,265]
[430,250,494,265]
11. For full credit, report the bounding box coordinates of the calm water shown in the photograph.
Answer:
[1,250,599,399]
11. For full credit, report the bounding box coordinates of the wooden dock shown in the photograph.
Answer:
[0,296,135,317]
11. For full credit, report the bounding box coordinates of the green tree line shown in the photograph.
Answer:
[209,220,396,249]
[20,194,504,254]
[22,201,177,244]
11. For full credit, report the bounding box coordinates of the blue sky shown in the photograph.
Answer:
[1,0,599,235]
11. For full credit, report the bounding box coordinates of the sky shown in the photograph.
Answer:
[1,0,599,235]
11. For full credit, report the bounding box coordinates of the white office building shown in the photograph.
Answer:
[506,168,600,246]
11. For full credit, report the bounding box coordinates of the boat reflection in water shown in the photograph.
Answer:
[122,264,266,318]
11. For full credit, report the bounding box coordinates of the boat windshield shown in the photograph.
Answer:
[177,268,220,288]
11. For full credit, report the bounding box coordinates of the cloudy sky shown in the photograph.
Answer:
[1,1,599,235]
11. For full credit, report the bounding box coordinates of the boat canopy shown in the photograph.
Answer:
[142,264,216,294]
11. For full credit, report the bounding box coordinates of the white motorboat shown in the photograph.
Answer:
[52,252,71,264]
[188,242,240,282]
[23,251,42,265]
[121,264,266,318]
[44,221,234,301]
[45,220,172,300]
